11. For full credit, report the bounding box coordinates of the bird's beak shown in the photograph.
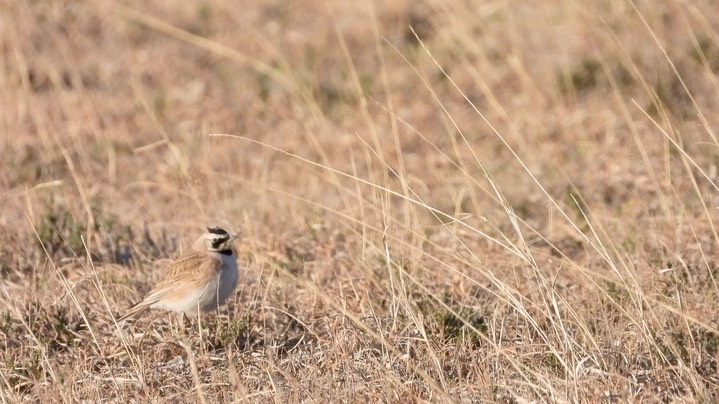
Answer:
[229,234,240,242]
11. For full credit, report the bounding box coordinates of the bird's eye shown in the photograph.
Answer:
[212,238,219,244]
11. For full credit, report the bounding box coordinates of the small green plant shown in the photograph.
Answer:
[646,75,695,118]
[435,306,487,344]
[317,82,343,110]
[604,281,630,307]
[700,331,719,357]
[0,254,8,279]
[648,327,693,368]
[204,313,252,351]
[542,351,564,375]
[255,70,272,101]
[558,59,602,94]
[5,356,37,394]
[563,186,590,232]
[0,311,12,339]
[153,88,166,116]
[689,35,719,71]
[194,4,213,37]
[36,198,137,263]
[22,300,82,353]
[37,206,86,258]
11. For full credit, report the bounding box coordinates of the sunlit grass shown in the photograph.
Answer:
[1,0,719,402]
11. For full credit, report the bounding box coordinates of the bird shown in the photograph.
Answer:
[118,226,240,321]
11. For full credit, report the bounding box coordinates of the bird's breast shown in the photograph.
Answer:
[217,254,239,303]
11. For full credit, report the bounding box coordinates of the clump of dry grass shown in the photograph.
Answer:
[2,0,719,402]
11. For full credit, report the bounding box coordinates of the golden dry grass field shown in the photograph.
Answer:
[2,0,719,402]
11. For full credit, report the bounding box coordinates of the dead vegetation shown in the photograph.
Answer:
[2,0,719,402]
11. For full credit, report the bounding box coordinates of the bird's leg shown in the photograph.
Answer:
[182,313,191,332]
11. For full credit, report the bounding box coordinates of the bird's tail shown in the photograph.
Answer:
[117,301,151,322]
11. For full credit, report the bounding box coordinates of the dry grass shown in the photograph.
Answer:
[2,0,719,402]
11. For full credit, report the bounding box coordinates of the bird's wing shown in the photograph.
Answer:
[143,253,221,302]
[118,252,221,321]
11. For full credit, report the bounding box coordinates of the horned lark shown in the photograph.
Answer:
[118,226,239,321]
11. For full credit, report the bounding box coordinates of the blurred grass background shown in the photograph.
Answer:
[2,0,719,402]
